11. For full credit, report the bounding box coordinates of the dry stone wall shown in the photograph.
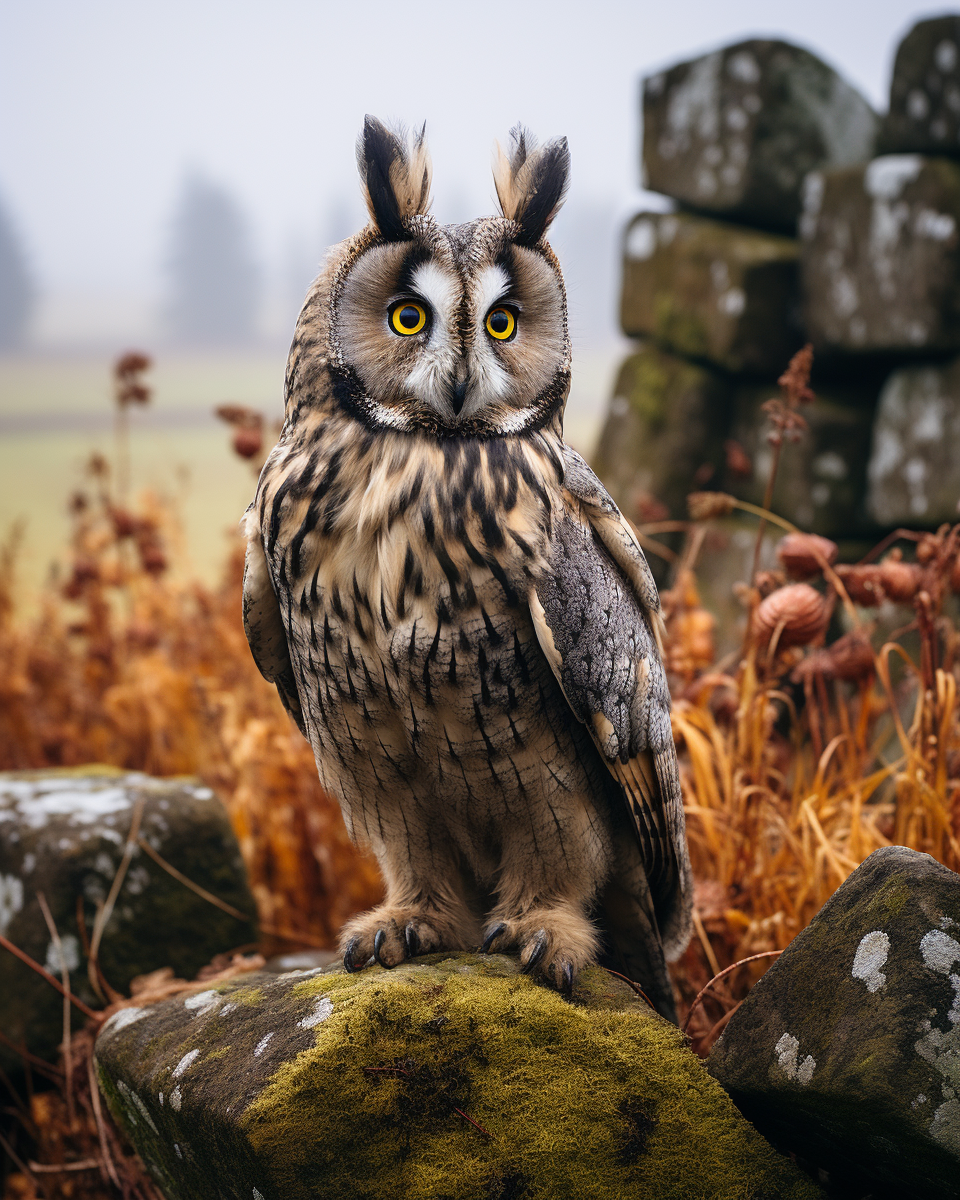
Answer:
[599,16,960,545]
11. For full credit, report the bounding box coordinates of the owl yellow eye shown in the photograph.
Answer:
[485,306,516,341]
[390,301,427,336]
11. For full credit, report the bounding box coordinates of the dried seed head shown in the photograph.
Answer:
[776,533,838,579]
[879,552,923,604]
[754,570,786,598]
[232,428,264,460]
[688,491,736,521]
[751,583,833,650]
[792,632,875,683]
[835,563,884,607]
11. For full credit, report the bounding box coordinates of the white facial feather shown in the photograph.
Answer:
[475,264,512,319]
[404,261,460,406]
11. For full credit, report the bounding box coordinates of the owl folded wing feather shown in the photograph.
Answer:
[241,508,306,735]
[529,448,692,958]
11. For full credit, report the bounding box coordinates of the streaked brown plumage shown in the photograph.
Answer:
[242,118,692,1018]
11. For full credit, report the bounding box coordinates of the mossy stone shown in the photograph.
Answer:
[709,846,960,1199]
[642,39,877,233]
[621,211,801,374]
[881,16,960,157]
[0,768,257,1076]
[800,156,960,354]
[95,954,822,1200]
[592,344,733,526]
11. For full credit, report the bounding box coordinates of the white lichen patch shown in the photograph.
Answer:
[253,1188,265,1200]
[298,996,334,1029]
[0,874,24,936]
[253,1033,275,1057]
[626,219,657,261]
[44,934,80,976]
[117,1080,158,1135]
[0,779,133,829]
[183,989,220,1017]
[174,1143,183,1159]
[172,1049,200,1079]
[852,929,890,993]
[170,1085,182,1112]
[775,1032,816,1084]
[865,155,923,201]
[915,928,960,1152]
[101,1006,150,1037]
[912,1093,929,1108]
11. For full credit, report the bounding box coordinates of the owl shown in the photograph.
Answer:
[242,117,692,1020]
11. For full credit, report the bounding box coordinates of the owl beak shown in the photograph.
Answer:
[449,373,470,417]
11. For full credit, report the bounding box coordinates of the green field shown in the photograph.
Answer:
[0,348,611,611]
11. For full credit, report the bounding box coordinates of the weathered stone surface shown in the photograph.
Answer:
[709,846,960,1200]
[620,211,801,374]
[882,16,960,156]
[642,40,878,233]
[592,344,733,524]
[0,768,256,1074]
[867,356,960,526]
[95,953,823,1200]
[801,155,960,353]
[727,382,878,536]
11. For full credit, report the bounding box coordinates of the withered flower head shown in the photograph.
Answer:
[751,583,833,650]
[835,563,884,607]
[687,491,736,521]
[792,631,875,683]
[879,551,923,604]
[776,532,838,579]
[232,428,264,460]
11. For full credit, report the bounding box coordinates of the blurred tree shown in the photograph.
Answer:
[0,189,35,350]
[164,175,261,345]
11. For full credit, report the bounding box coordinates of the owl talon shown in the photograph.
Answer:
[521,930,549,973]
[481,923,508,954]
[343,936,364,973]
[404,924,420,958]
[560,961,575,997]
[373,928,391,967]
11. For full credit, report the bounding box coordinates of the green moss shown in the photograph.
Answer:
[243,957,820,1200]
[653,293,711,360]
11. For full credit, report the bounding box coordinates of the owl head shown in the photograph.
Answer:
[298,117,571,440]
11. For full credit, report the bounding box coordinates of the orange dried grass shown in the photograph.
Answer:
[0,458,381,952]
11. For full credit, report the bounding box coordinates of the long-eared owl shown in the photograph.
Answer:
[242,117,692,1020]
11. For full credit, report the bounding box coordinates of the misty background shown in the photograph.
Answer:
[0,0,947,600]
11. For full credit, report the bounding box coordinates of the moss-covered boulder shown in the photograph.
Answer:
[593,343,733,525]
[0,768,256,1075]
[800,155,960,354]
[620,211,801,375]
[642,40,877,233]
[866,356,960,526]
[882,16,960,156]
[709,846,960,1200]
[95,954,823,1200]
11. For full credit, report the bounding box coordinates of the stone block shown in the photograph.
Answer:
[867,355,960,526]
[0,768,256,1074]
[801,155,960,353]
[94,953,823,1200]
[727,381,878,536]
[642,40,878,233]
[621,210,801,374]
[709,846,960,1200]
[882,16,960,155]
[592,344,733,524]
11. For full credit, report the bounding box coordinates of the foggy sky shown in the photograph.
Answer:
[0,0,944,294]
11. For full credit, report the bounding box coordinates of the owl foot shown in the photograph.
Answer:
[480,909,598,996]
[340,905,470,971]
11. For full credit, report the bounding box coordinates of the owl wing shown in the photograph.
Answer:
[529,446,692,960]
[241,507,306,735]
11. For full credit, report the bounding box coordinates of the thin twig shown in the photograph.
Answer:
[681,950,782,1035]
[88,1050,122,1192]
[28,1159,101,1173]
[89,796,145,1003]
[0,1128,39,1188]
[36,892,75,1129]
[0,1030,65,1082]
[0,933,99,1020]
[137,837,253,922]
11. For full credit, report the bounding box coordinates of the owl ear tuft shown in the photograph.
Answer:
[357,116,432,241]
[493,126,570,248]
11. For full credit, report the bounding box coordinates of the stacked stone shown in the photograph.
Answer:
[599,20,960,548]
[595,38,881,551]
[803,15,960,527]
